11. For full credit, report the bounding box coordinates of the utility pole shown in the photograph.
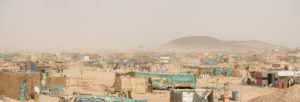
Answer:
[77,67,83,93]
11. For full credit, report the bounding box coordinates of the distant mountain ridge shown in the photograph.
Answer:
[162,36,285,50]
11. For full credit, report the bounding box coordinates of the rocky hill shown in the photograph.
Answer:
[162,36,284,50]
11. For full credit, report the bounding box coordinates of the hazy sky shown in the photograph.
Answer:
[0,0,299,51]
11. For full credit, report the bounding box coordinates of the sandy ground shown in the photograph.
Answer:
[197,76,276,102]
[0,65,293,102]
[62,66,169,102]
[249,85,300,102]
[0,95,59,102]
[60,65,275,102]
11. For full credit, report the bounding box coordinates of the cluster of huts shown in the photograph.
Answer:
[113,72,214,102]
[1,48,300,102]
[0,71,67,101]
[247,70,300,88]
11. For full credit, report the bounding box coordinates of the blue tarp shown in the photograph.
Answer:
[4,59,12,62]
[31,64,37,71]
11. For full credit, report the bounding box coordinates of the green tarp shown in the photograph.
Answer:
[0,56,9,59]
[19,73,33,100]
[19,81,27,100]
[203,58,217,65]
[212,67,232,76]
[134,72,196,89]
[75,94,146,102]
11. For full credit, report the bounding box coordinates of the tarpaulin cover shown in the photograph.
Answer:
[31,64,37,71]
[75,94,147,102]
[47,85,65,97]
[203,59,217,65]
[134,73,196,89]
[19,81,27,100]
[0,56,9,59]
[19,73,32,100]
[212,68,232,76]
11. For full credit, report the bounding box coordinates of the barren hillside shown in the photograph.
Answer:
[162,36,284,50]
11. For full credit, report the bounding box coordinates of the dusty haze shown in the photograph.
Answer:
[0,0,299,51]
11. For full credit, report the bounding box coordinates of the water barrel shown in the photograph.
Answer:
[283,81,288,88]
[278,81,282,88]
[232,91,239,101]
[256,72,262,86]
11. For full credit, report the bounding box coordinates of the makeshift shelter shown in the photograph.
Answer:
[18,61,38,71]
[195,68,212,79]
[170,89,214,102]
[159,56,170,63]
[212,67,232,76]
[42,76,67,97]
[44,77,67,89]
[203,59,217,65]
[254,71,298,87]
[0,56,10,59]
[231,68,242,77]
[262,71,278,87]
[276,71,300,88]
[114,76,152,93]
[134,72,197,89]
[272,64,281,68]
[116,72,196,89]
[0,72,40,101]
[169,56,180,63]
